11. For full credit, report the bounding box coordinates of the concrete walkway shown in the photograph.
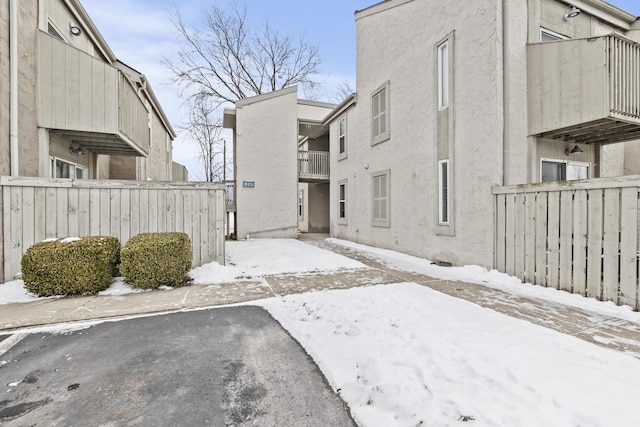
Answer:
[2,234,640,360]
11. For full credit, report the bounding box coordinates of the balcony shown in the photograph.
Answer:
[528,34,640,145]
[37,31,149,156]
[298,151,330,182]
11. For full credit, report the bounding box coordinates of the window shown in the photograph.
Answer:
[298,189,304,220]
[338,116,347,159]
[338,181,347,225]
[372,171,390,227]
[437,41,449,110]
[438,160,450,225]
[541,159,589,182]
[50,157,87,179]
[540,28,567,43]
[371,82,390,145]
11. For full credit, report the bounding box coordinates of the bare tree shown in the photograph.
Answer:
[179,97,227,182]
[331,79,356,104]
[166,2,322,107]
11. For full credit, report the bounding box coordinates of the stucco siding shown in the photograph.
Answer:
[0,1,11,177]
[235,89,299,239]
[330,0,504,267]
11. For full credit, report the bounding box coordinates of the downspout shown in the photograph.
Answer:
[502,0,510,186]
[9,0,19,176]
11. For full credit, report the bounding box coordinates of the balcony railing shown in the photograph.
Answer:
[528,34,640,145]
[37,31,150,156]
[298,150,330,182]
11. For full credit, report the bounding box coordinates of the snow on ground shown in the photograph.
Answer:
[329,238,640,322]
[3,237,640,426]
[0,238,366,304]
[259,283,640,427]
[190,238,366,284]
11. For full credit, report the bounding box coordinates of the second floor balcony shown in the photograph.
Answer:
[298,150,330,182]
[528,34,640,145]
[37,31,150,156]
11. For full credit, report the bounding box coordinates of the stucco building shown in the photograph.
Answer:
[227,0,640,271]
[223,87,335,239]
[0,0,185,181]
[326,0,640,269]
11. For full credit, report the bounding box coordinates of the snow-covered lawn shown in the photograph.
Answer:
[260,283,640,426]
[2,237,640,426]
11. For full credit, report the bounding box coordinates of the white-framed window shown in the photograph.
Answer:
[371,82,390,145]
[540,28,568,43]
[298,189,304,220]
[540,159,589,182]
[50,157,87,179]
[338,180,347,225]
[338,116,347,160]
[372,170,390,227]
[438,159,450,225]
[437,41,449,110]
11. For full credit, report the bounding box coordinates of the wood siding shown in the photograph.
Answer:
[2,177,225,282]
[528,35,640,144]
[37,31,150,155]
[493,176,640,309]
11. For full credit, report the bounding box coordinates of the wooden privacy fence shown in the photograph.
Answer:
[493,176,640,310]
[1,177,226,282]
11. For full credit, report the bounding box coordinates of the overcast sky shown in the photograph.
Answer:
[80,0,640,180]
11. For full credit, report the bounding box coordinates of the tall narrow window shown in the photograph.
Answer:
[438,41,449,109]
[371,82,390,145]
[298,189,304,220]
[338,116,347,159]
[438,160,450,224]
[372,171,390,227]
[338,181,347,225]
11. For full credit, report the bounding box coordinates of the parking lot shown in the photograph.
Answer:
[0,306,355,426]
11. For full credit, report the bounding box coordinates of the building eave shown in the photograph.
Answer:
[323,93,357,124]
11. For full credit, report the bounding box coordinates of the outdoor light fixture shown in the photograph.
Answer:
[69,145,85,155]
[564,6,581,20]
[565,144,583,155]
[70,23,82,36]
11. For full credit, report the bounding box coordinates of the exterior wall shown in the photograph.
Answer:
[109,156,137,180]
[308,183,330,232]
[331,0,504,267]
[173,162,189,181]
[16,0,40,177]
[147,110,173,180]
[0,1,11,177]
[235,88,299,239]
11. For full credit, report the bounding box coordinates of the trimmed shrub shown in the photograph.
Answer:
[21,236,120,297]
[120,232,192,289]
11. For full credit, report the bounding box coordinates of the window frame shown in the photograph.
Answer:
[50,156,87,179]
[338,180,347,225]
[338,115,347,160]
[371,170,390,228]
[371,82,390,145]
[298,189,304,220]
[437,41,449,110]
[540,28,568,43]
[438,160,450,225]
[540,158,590,182]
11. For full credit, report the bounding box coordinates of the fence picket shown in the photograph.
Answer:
[1,178,226,281]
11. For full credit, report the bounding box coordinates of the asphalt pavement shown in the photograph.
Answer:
[0,306,356,426]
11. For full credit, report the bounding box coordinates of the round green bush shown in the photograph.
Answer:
[120,232,192,289]
[21,236,120,297]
